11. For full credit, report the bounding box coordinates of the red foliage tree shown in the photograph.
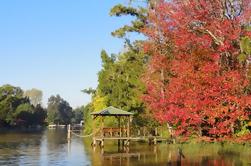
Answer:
[142,0,251,138]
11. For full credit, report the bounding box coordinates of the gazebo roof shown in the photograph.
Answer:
[91,106,133,116]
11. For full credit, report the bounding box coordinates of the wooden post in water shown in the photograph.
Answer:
[138,129,140,136]
[167,123,175,144]
[155,128,158,136]
[143,127,146,137]
[154,128,157,145]
[101,139,104,148]
[92,138,96,147]
[67,124,71,140]
[127,139,130,146]
[153,137,157,145]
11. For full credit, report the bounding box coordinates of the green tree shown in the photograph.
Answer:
[82,103,93,134]
[0,84,47,127]
[47,95,73,125]
[14,103,34,126]
[0,85,24,125]
[71,106,84,124]
[82,1,159,133]
[92,49,158,128]
[110,3,147,38]
[97,49,146,112]
[33,104,47,125]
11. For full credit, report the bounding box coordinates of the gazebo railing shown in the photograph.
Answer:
[102,127,129,137]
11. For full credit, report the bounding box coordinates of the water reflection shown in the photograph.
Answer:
[85,141,251,166]
[0,131,43,166]
[0,129,90,166]
[0,130,251,166]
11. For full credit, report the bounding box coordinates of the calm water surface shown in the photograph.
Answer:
[0,129,251,166]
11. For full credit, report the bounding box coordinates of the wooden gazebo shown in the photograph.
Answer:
[91,106,133,147]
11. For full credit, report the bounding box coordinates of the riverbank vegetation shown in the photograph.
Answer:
[83,0,251,143]
[0,85,46,127]
[0,84,83,128]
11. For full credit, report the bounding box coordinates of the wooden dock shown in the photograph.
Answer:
[94,136,167,141]
[92,135,169,147]
[48,124,66,129]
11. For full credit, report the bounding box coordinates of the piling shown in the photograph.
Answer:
[154,128,158,136]
[92,138,96,147]
[67,124,71,140]
[101,139,104,148]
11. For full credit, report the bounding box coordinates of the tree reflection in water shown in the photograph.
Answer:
[84,141,251,166]
[0,130,250,166]
[0,130,43,166]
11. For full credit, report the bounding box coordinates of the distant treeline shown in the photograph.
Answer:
[0,84,83,128]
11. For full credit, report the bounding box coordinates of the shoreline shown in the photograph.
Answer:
[0,126,46,133]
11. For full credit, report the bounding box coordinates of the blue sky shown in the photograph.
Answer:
[0,0,135,108]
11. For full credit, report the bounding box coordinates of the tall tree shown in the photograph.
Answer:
[47,95,73,125]
[24,88,43,106]
[82,1,158,131]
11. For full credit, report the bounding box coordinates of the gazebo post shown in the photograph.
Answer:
[92,115,96,147]
[127,116,130,138]
[101,116,105,148]
[119,116,121,137]
[101,116,104,137]
[126,116,131,147]
[118,116,121,147]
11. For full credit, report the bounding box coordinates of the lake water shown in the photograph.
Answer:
[0,129,251,166]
